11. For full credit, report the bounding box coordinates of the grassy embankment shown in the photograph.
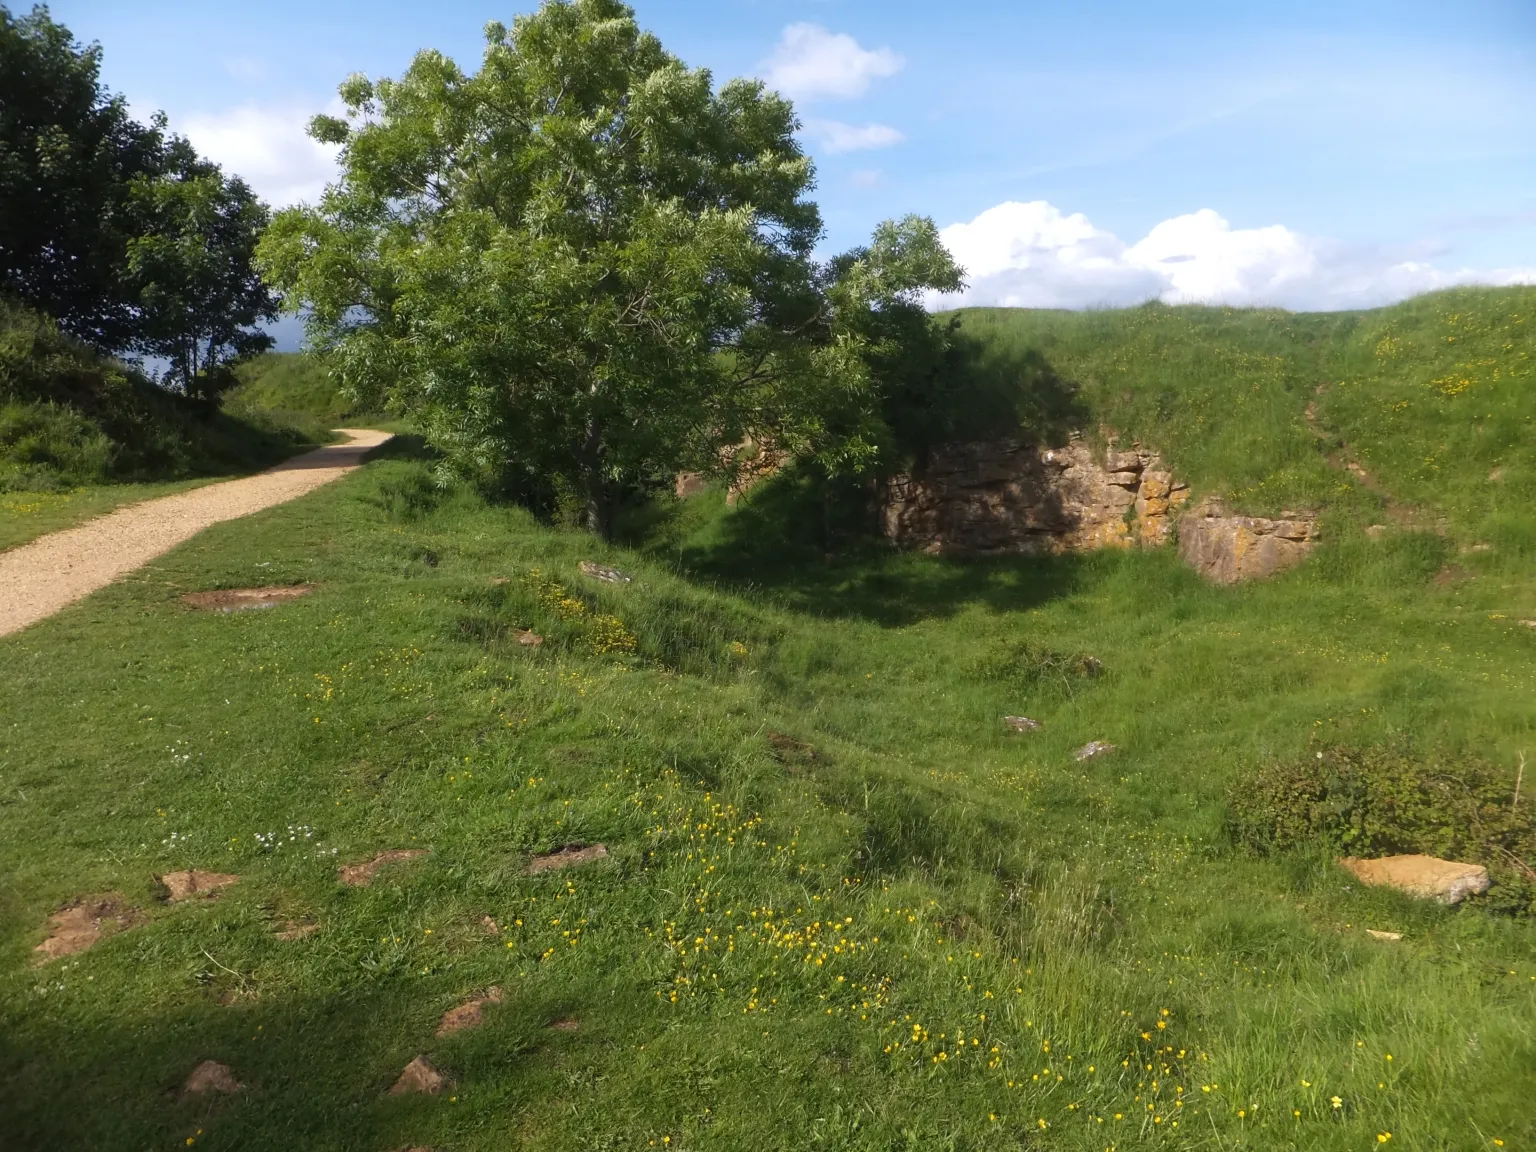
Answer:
[0,288,1532,1151]
[0,304,346,549]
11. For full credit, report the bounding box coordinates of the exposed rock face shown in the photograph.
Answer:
[1340,855,1491,905]
[882,436,1189,556]
[1177,497,1317,584]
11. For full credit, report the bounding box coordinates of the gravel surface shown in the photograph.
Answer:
[0,429,392,638]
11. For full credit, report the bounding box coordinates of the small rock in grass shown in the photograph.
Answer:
[33,897,138,964]
[526,843,608,875]
[1340,855,1490,905]
[275,920,318,941]
[436,987,504,1037]
[1366,929,1402,941]
[479,915,499,935]
[1073,740,1115,761]
[513,629,543,647]
[548,1017,580,1032]
[158,871,240,902]
[183,1060,242,1095]
[578,561,631,584]
[1520,619,1536,630]
[338,849,428,887]
[1365,524,1388,539]
[388,1056,452,1096]
[1003,716,1041,734]
[489,576,510,586]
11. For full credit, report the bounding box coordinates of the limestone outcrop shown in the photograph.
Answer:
[1176,497,1316,584]
[881,436,1189,556]
[1339,855,1491,905]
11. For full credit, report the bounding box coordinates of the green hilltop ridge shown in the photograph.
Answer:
[3,285,1534,1149]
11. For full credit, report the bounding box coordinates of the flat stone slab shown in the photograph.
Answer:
[1340,854,1490,904]
[339,849,428,887]
[1003,716,1041,734]
[526,843,608,875]
[181,585,314,612]
[578,561,631,584]
[1073,740,1115,760]
[159,870,239,902]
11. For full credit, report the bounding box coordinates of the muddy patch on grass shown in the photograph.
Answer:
[768,731,820,769]
[436,987,503,1037]
[339,849,428,887]
[181,585,315,612]
[183,1061,242,1096]
[526,843,608,875]
[33,897,139,963]
[274,920,318,941]
[548,1017,580,1032]
[157,870,239,902]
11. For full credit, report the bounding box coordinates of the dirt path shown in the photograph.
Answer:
[0,429,392,638]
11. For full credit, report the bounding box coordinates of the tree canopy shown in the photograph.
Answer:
[0,4,276,390]
[262,0,961,534]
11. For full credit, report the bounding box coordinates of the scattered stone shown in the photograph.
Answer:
[338,849,428,887]
[1520,620,1536,630]
[33,897,138,963]
[183,1060,242,1095]
[274,920,318,941]
[1178,497,1316,584]
[1003,716,1041,734]
[488,576,510,586]
[513,629,543,647]
[1340,855,1491,905]
[883,435,1189,555]
[1073,741,1116,761]
[479,915,500,935]
[158,871,240,902]
[526,843,609,875]
[1489,466,1505,482]
[181,585,314,612]
[549,1017,580,1032]
[1365,524,1388,539]
[1467,543,1493,553]
[388,1056,451,1096]
[436,987,504,1037]
[1366,929,1402,941]
[578,561,631,584]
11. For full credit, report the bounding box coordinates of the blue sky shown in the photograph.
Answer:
[49,0,1536,314]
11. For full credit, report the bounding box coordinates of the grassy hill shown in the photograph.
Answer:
[224,352,380,433]
[1,289,1533,1150]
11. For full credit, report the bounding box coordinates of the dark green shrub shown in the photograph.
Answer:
[1227,745,1535,914]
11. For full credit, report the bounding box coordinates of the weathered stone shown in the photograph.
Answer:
[1366,929,1402,941]
[158,871,239,902]
[1073,741,1115,761]
[578,561,631,584]
[1003,716,1041,734]
[513,629,543,647]
[338,849,428,887]
[1339,855,1490,904]
[883,436,1188,556]
[388,1056,451,1096]
[725,436,786,505]
[526,843,609,875]
[184,1060,242,1095]
[1177,497,1317,584]
[674,471,708,499]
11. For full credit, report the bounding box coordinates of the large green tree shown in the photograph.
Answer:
[261,0,960,535]
[0,4,164,347]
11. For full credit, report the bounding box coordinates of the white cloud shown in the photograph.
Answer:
[763,23,904,102]
[803,119,904,154]
[933,201,1536,312]
[180,103,341,207]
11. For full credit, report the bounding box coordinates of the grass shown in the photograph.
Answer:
[1,426,1532,1150]
[224,352,384,439]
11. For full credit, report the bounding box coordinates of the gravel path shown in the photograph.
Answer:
[0,429,392,638]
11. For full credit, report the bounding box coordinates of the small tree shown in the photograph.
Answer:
[125,143,278,400]
[261,0,960,536]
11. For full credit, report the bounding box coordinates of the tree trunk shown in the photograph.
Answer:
[583,411,611,540]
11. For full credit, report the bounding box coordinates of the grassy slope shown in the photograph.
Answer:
[1,434,1532,1151]
[0,304,331,549]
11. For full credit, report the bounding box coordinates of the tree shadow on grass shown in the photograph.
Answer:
[636,466,1099,628]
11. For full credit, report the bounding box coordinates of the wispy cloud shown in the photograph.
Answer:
[762,23,904,102]
[804,119,904,155]
[932,200,1536,312]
